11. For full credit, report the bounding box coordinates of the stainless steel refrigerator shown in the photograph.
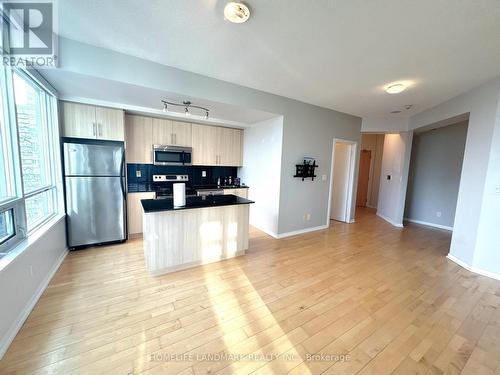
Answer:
[63,138,126,248]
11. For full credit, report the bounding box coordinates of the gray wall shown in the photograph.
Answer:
[54,37,362,235]
[405,121,468,228]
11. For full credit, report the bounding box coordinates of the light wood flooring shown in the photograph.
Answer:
[1,208,500,374]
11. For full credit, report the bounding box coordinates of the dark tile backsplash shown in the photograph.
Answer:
[127,164,238,187]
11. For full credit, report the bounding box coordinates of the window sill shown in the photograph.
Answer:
[0,213,66,273]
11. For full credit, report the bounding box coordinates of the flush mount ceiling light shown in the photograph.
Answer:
[161,100,210,119]
[385,83,407,94]
[224,2,250,23]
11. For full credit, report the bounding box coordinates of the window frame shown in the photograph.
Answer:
[0,66,61,255]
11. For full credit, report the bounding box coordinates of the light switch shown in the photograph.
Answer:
[202,170,207,177]
[136,170,141,178]
[322,174,327,181]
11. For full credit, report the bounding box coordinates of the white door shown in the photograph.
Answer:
[331,142,352,222]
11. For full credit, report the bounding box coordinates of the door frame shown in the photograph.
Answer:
[326,138,358,226]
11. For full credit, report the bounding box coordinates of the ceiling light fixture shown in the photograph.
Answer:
[160,100,210,119]
[385,83,407,94]
[224,2,250,23]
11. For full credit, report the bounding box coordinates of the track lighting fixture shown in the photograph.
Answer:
[160,100,210,119]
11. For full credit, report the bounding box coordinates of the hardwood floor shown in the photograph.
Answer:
[1,208,500,374]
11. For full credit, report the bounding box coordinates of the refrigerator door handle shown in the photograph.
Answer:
[119,149,126,200]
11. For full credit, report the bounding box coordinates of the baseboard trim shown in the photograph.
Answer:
[447,254,500,281]
[277,224,328,239]
[405,218,453,231]
[376,213,404,228]
[0,248,68,359]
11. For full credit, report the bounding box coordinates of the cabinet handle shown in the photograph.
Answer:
[92,123,96,137]
[170,133,173,144]
[174,133,177,144]
[98,123,102,137]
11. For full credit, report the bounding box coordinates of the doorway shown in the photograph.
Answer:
[356,150,371,207]
[329,139,357,223]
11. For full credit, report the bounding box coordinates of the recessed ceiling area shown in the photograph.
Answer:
[56,0,500,118]
[41,70,278,127]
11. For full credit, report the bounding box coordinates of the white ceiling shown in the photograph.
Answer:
[57,0,500,118]
[41,70,277,127]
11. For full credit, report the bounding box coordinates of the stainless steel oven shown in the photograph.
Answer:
[153,145,192,166]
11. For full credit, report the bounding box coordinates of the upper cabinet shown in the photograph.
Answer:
[61,101,124,141]
[192,124,218,166]
[191,124,243,166]
[95,106,125,141]
[172,121,192,147]
[152,118,192,147]
[125,115,153,164]
[219,127,243,167]
[120,115,243,167]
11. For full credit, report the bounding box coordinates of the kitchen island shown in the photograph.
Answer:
[141,194,254,275]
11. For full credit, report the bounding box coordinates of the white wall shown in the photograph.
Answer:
[405,121,468,229]
[0,217,67,358]
[472,92,500,277]
[376,132,413,227]
[239,117,284,237]
[361,117,409,133]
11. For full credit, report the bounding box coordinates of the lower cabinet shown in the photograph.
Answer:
[127,192,155,236]
[223,188,248,199]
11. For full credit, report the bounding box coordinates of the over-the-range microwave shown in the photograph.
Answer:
[153,145,192,166]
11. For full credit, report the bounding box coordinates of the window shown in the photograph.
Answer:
[0,209,15,246]
[0,66,61,257]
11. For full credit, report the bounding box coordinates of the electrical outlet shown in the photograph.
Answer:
[495,185,500,194]
[202,170,207,177]
[436,211,442,218]
[322,174,327,181]
[135,170,141,178]
[306,213,311,221]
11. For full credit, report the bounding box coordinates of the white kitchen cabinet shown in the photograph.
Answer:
[61,101,124,141]
[127,192,155,236]
[125,115,153,164]
[223,188,248,199]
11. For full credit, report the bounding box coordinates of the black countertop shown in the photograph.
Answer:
[141,194,254,213]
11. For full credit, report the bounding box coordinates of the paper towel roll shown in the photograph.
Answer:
[173,183,186,207]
